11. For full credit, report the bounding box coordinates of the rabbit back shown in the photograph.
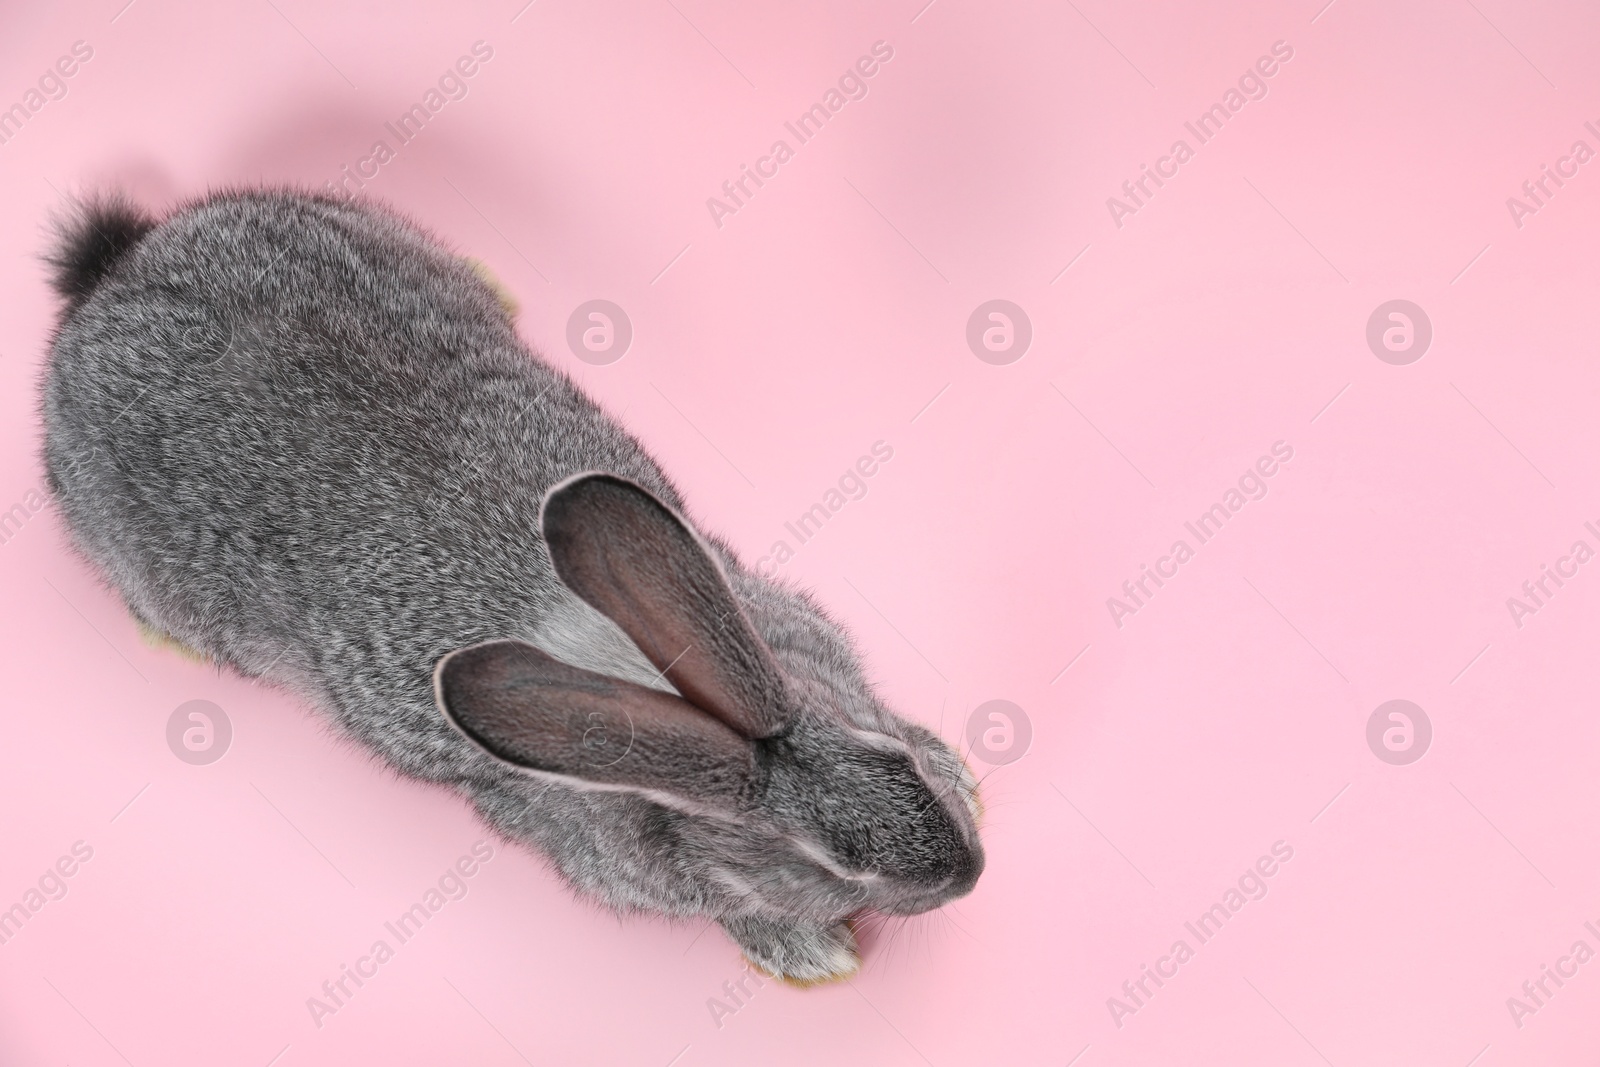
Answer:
[42,189,678,780]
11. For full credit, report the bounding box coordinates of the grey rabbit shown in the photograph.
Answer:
[39,188,984,983]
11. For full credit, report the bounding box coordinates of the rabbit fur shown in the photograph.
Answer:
[39,188,984,983]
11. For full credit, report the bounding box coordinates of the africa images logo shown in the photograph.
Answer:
[705,41,895,228]
[1105,40,1295,229]
[1106,442,1295,628]
[166,700,232,765]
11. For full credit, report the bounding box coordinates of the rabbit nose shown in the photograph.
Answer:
[947,838,985,898]
[883,839,985,915]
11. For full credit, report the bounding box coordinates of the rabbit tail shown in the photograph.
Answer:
[45,193,157,305]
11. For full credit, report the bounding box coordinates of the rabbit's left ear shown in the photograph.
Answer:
[540,473,791,739]
[434,639,757,808]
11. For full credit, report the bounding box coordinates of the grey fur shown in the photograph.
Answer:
[527,593,673,693]
[39,188,984,982]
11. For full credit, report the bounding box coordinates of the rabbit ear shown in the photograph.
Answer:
[541,473,790,739]
[435,639,757,808]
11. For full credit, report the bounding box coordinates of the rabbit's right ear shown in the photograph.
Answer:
[434,639,757,809]
[540,474,791,740]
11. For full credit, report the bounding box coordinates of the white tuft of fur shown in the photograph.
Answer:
[527,594,678,694]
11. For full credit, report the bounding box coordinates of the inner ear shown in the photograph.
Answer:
[540,473,790,739]
[435,639,757,808]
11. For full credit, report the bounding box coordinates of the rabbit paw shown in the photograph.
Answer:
[721,915,860,987]
[462,256,520,319]
[134,616,209,664]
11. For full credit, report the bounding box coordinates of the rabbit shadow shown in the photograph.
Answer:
[80,92,566,278]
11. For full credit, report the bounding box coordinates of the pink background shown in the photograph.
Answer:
[2,0,1599,1063]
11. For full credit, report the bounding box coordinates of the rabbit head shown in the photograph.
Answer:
[433,473,984,926]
